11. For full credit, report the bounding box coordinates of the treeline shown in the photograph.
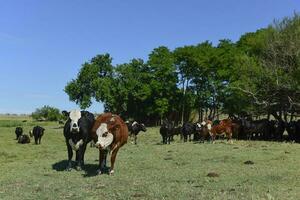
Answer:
[65,14,300,125]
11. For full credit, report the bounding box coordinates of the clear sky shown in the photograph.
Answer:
[0,0,299,114]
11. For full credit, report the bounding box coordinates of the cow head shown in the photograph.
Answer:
[95,117,118,150]
[140,123,147,132]
[195,123,202,131]
[63,110,82,133]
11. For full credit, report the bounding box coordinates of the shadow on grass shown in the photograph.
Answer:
[52,160,70,171]
[52,160,107,178]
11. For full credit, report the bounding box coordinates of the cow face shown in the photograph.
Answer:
[67,110,82,133]
[140,123,147,132]
[195,123,202,131]
[95,123,114,150]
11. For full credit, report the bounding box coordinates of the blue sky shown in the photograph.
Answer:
[0,0,299,114]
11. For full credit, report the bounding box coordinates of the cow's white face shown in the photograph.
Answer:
[95,123,113,149]
[69,110,81,133]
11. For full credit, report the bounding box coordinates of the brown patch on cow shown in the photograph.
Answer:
[244,160,254,165]
[207,172,219,177]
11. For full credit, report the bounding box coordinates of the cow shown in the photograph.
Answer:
[171,125,182,139]
[197,120,212,142]
[62,110,95,171]
[91,113,128,175]
[15,127,23,140]
[286,120,300,142]
[181,122,197,142]
[240,118,271,140]
[210,119,233,144]
[126,121,147,145]
[160,120,174,144]
[18,134,30,144]
[270,120,285,141]
[32,126,45,145]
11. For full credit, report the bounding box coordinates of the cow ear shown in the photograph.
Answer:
[110,124,121,132]
[62,110,69,117]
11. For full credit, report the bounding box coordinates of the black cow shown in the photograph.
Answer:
[32,126,45,144]
[160,120,174,144]
[15,127,23,140]
[240,118,271,140]
[182,122,201,142]
[62,110,95,171]
[286,120,300,142]
[126,121,147,145]
[270,120,285,141]
[18,134,30,144]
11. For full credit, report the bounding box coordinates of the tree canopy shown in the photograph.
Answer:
[65,13,300,124]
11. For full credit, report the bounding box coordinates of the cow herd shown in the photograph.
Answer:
[14,125,45,145]
[159,117,300,144]
[13,111,300,175]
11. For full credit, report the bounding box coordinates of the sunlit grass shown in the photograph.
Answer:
[0,119,299,199]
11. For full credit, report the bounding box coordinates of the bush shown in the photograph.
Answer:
[31,106,62,121]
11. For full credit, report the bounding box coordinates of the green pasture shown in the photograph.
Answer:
[0,117,299,200]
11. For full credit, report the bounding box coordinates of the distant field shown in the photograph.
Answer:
[0,117,299,200]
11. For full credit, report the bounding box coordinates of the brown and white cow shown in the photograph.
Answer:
[209,119,233,144]
[91,113,128,175]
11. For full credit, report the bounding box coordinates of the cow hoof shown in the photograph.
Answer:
[76,165,82,171]
[97,169,103,175]
[109,170,114,175]
[65,167,72,171]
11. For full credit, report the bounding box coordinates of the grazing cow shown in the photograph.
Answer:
[63,110,95,171]
[210,119,233,144]
[15,127,23,140]
[160,120,174,144]
[126,121,147,145]
[18,134,30,144]
[32,126,45,145]
[91,113,128,175]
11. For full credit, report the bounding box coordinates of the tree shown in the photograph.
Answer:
[32,105,62,121]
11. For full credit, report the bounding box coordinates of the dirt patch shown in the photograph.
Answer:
[132,193,147,198]
[244,160,254,165]
[207,172,219,177]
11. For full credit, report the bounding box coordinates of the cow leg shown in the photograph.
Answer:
[97,150,107,175]
[76,142,87,171]
[184,135,187,142]
[65,141,73,171]
[34,137,38,145]
[109,148,120,175]
[134,135,137,145]
[39,137,41,144]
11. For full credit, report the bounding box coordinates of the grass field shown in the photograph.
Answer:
[0,117,300,200]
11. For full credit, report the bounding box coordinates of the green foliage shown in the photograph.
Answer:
[31,105,62,121]
[65,13,300,121]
